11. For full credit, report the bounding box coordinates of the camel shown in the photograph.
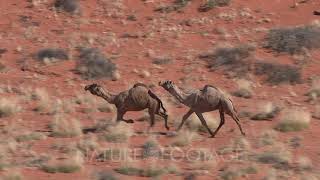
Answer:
[159,80,245,138]
[84,83,169,130]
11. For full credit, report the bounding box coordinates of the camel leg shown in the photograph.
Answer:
[211,108,225,138]
[176,109,194,131]
[116,110,134,123]
[228,112,245,136]
[146,109,156,134]
[158,112,169,130]
[195,112,215,137]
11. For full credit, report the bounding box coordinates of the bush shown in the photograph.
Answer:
[36,48,69,62]
[198,0,232,12]
[54,0,80,14]
[250,102,280,121]
[254,62,301,85]
[199,44,255,77]
[0,98,21,118]
[114,165,165,177]
[50,115,82,137]
[102,122,133,143]
[142,139,160,158]
[275,109,311,132]
[94,171,118,180]
[264,25,320,54]
[154,0,191,13]
[75,48,117,79]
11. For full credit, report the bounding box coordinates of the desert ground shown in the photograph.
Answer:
[0,0,320,179]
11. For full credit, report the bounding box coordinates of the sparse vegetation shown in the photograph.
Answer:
[41,151,83,173]
[115,165,165,177]
[199,44,255,77]
[219,165,258,180]
[198,0,232,12]
[97,148,129,162]
[254,145,292,168]
[265,25,320,54]
[305,78,320,102]
[102,122,133,143]
[232,79,253,99]
[186,113,218,133]
[75,48,117,79]
[54,0,80,14]
[258,130,278,146]
[254,62,301,85]
[251,102,280,120]
[275,109,311,132]
[36,48,69,62]
[94,171,118,180]
[50,115,82,137]
[142,138,160,158]
[0,98,21,118]
[154,0,192,13]
[15,132,46,142]
[171,130,200,147]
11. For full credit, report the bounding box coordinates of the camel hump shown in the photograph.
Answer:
[201,85,219,92]
[133,83,149,89]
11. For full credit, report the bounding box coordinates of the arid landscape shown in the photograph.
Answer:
[0,0,320,179]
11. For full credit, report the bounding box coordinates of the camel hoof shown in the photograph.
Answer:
[166,126,170,130]
[242,132,246,136]
[209,135,215,138]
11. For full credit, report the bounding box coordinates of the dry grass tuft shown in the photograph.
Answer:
[265,25,320,54]
[258,129,278,147]
[171,130,200,147]
[297,156,313,170]
[142,137,161,158]
[41,150,84,173]
[186,113,218,133]
[255,144,292,168]
[0,98,21,118]
[232,79,253,99]
[305,78,320,102]
[50,115,82,137]
[1,170,23,180]
[251,102,280,120]
[102,122,133,143]
[198,0,232,12]
[275,109,311,132]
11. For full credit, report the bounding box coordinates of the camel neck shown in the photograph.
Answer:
[99,89,116,104]
[170,85,188,104]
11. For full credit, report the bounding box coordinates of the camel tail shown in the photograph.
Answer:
[148,90,167,113]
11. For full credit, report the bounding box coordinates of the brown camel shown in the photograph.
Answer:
[159,80,245,138]
[84,83,169,130]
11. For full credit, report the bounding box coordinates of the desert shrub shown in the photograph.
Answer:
[42,151,83,173]
[94,171,118,180]
[219,165,258,180]
[198,0,232,12]
[142,138,160,158]
[102,122,133,143]
[258,130,278,147]
[152,57,172,65]
[50,115,82,137]
[264,25,320,54]
[115,165,165,177]
[154,0,191,13]
[199,44,255,77]
[232,79,253,99]
[42,163,81,173]
[15,132,46,142]
[75,48,117,79]
[186,113,218,133]
[96,148,129,162]
[251,102,280,120]
[36,48,69,62]
[255,149,291,168]
[0,98,21,118]
[305,78,320,101]
[171,130,200,147]
[54,0,80,14]
[275,109,311,132]
[254,62,301,85]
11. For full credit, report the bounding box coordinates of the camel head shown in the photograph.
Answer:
[159,80,175,91]
[84,83,105,96]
